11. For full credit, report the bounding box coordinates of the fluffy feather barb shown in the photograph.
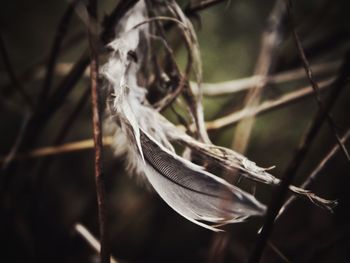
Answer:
[102,0,267,231]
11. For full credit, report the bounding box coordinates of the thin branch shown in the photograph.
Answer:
[286,0,350,161]
[75,223,118,263]
[3,0,139,157]
[130,16,188,31]
[184,0,226,14]
[58,87,91,143]
[168,1,211,143]
[206,78,333,130]
[22,59,339,96]
[18,59,338,97]
[0,79,334,162]
[26,52,90,147]
[232,0,287,153]
[87,0,109,262]
[32,86,91,185]
[1,114,31,169]
[39,1,76,103]
[0,33,34,110]
[0,31,85,91]
[276,129,350,220]
[248,2,350,261]
[0,0,223,92]
[268,241,290,263]
[201,60,339,96]
[0,137,113,163]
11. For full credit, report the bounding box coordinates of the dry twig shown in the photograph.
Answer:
[0,79,334,163]
[87,0,109,262]
[286,0,350,161]
[0,33,34,109]
[277,129,350,220]
[232,0,287,153]
[39,1,77,102]
[249,2,350,261]
[201,61,339,96]
[206,78,333,130]
[75,223,118,263]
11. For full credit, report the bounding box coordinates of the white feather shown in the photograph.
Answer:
[102,0,267,231]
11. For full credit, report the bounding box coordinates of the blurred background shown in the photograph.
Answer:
[1,0,350,262]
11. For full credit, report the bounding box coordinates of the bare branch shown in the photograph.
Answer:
[39,1,76,102]
[184,0,226,14]
[285,0,350,161]
[277,129,350,220]
[201,61,339,96]
[0,33,34,110]
[206,78,333,130]
[1,78,334,162]
[0,137,113,163]
[87,0,109,261]
[249,2,350,261]
[75,223,118,263]
[232,0,287,153]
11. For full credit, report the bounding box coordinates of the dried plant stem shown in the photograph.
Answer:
[206,78,333,130]
[18,59,338,95]
[276,129,350,220]
[1,79,334,163]
[39,1,76,102]
[286,0,350,161]
[268,241,290,263]
[169,1,210,143]
[0,33,34,109]
[232,0,287,153]
[249,2,350,261]
[0,31,85,92]
[32,86,91,185]
[207,0,287,247]
[184,0,226,14]
[0,33,35,168]
[1,114,31,169]
[201,60,339,96]
[0,137,113,162]
[87,0,109,262]
[1,0,139,197]
[75,223,118,263]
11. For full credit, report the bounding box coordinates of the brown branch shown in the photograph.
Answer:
[201,60,339,96]
[32,86,91,185]
[232,0,287,153]
[4,0,139,156]
[206,78,333,130]
[0,137,113,163]
[276,129,350,220]
[268,241,290,263]
[2,1,222,165]
[0,33,34,110]
[39,1,77,103]
[148,3,208,142]
[0,31,85,91]
[87,0,109,262]
[75,223,118,263]
[0,79,334,163]
[184,0,226,14]
[1,114,31,169]
[167,1,211,143]
[248,2,350,261]
[286,0,350,161]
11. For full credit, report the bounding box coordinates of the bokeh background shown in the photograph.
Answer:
[1,0,350,262]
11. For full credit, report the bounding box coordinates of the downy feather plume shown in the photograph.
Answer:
[101,0,266,231]
[101,0,336,231]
